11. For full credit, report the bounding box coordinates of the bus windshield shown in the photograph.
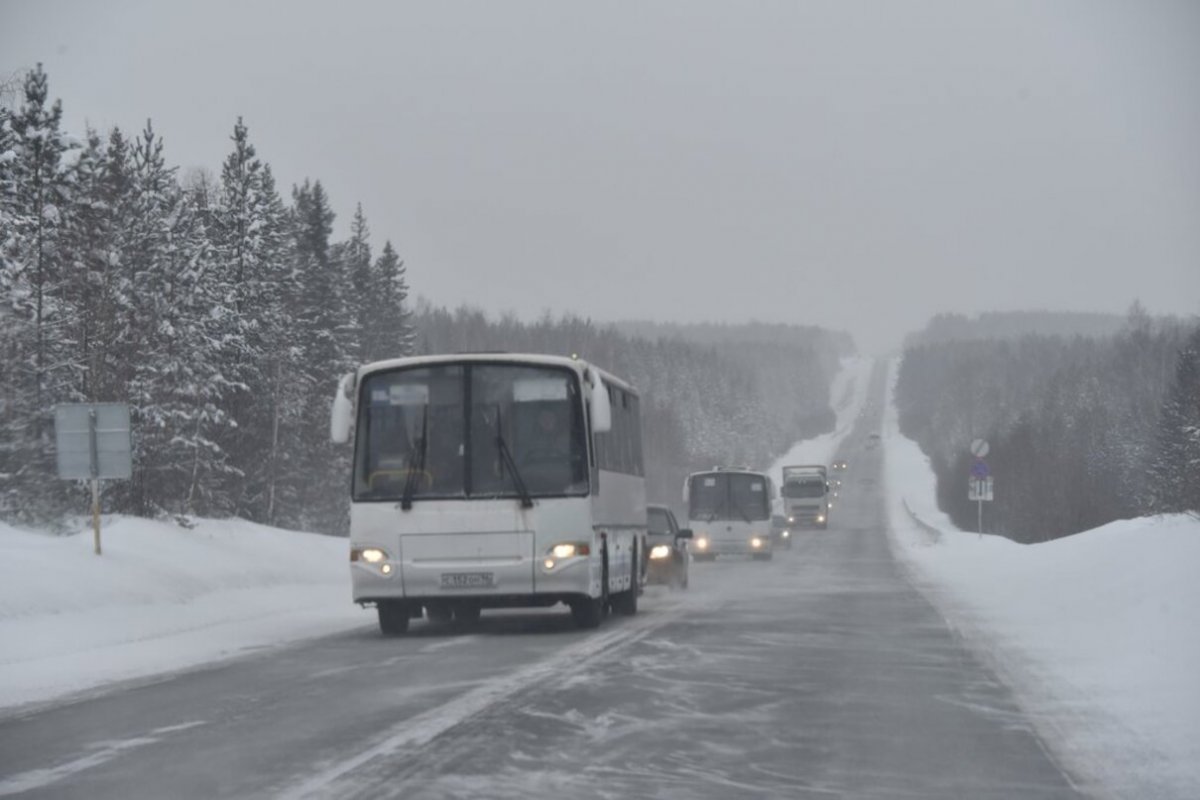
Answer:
[354,362,589,502]
[688,473,770,521]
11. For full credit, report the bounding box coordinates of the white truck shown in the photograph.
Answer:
[779,464,829,529]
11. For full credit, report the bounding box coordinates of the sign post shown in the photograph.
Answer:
[54,404,132,555]
[967,440,992,538]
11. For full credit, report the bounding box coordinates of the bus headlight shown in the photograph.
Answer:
[549,543,590,559]
[352,547,389,564]
[543,542,591,571]
[750,536,764,549]
[649,545,671,560]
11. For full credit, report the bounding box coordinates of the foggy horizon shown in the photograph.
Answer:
[3,0,1197,354]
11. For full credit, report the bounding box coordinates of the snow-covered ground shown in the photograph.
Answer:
[767,356,873,486]
[882,358,1200,799]
[0,517,370,713]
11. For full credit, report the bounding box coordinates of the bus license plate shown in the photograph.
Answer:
[440,572,495,589]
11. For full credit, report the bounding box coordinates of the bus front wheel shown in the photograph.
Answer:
[377,601,410,635]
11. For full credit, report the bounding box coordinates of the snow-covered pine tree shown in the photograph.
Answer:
[0,65,80,522]
[364,240,414,362]
[210,118,294,520]
[120,121,239,517]
[280,179,353,533]
[62,128,119,403]
[0,92,23,518]
[342,202,372,364]
[1149,326,1200,515]
[254,164,302,526]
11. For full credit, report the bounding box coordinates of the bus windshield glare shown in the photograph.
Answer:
[689,473,770,521]
[354,363,589,501]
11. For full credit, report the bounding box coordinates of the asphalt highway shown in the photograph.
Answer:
[0,363,1082,799]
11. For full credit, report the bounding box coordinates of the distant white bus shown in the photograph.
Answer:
[331,353,646,634]
[684,467,776,561]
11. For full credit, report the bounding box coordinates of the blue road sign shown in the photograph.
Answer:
[970,459,990,479]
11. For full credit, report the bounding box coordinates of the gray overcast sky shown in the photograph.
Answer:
[3,0,1198,352]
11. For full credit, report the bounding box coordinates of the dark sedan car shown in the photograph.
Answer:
[646,504,692,589]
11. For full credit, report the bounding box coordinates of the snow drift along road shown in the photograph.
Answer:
[0,517,368,713]
[883,358,1200,800]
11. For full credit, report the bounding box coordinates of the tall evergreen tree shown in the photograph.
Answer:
[342,202,372,363]
[119,121,239,516]
[281,179,353,532]
[0,65,79,521]
[363,239,414,362]
[210,118,292,519]
[1149,326,1200,514]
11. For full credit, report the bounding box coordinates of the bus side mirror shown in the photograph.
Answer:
[330,372,355,444]
[676,528,694,540]
[589,369,612,433]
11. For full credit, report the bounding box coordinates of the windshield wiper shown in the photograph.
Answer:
[728,495,752,524]
[400,406,429,511]
[493,406,533,509]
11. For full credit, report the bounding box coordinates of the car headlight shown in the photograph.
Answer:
[781,530,790,538]
[750,536,764,549]
[695,536,709,550]
[817,515,826,523]
[649,544,671,560]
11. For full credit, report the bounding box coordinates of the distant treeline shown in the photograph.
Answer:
[412,303,847,509]
[904,310,1129,349]
[616,319,854,353]
[1,66,847,531]
[896,309,1200,541]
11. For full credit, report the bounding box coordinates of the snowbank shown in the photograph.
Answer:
[882,358,1200,799]
[0,517,369,713]
[768,356,873,486]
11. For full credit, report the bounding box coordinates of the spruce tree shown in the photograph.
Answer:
[211,118,292,520]
[364,240,414,362]
[282,179,353,533]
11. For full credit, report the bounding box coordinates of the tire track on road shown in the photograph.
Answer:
[276,603,692,800]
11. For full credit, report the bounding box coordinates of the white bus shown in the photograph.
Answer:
[684,467,775,561]
[330,353,647,634]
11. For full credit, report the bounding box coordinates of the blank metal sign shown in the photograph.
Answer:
[54,403,132,480]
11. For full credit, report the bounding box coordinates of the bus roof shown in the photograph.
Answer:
[356,352,637,394]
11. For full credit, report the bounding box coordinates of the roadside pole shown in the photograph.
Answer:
[968,439,993,539]
[89,409,101,555]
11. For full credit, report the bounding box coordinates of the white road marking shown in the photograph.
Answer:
[0,720,206,796]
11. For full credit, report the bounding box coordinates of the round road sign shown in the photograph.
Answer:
[970,439,990,458]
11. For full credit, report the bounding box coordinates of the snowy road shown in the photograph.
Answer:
[0,363,1081,799]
